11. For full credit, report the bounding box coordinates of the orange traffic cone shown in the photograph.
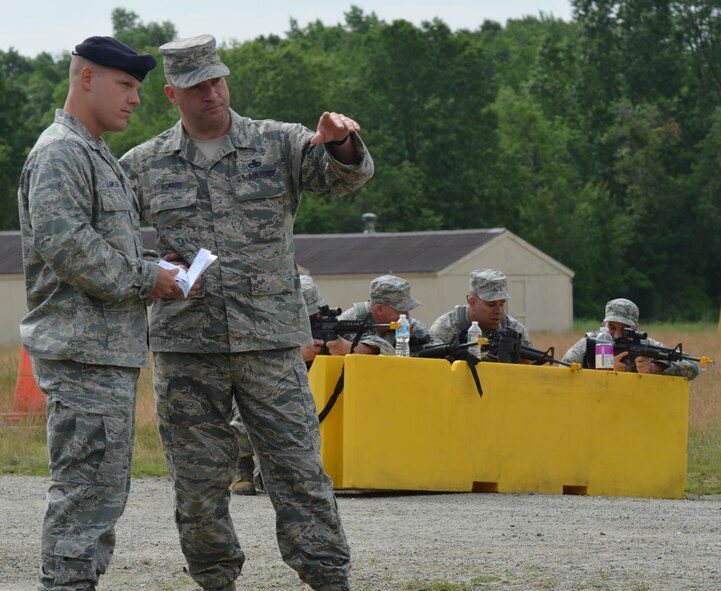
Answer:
[11,346,46,415]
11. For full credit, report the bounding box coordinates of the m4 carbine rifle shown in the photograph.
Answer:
[484,327,571,366]
[416,340,480,361]
[310,305,399,349]
[610,327,711,372]
[418,327,570,367]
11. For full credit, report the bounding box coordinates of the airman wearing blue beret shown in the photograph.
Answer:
[19,35,179,591]
[73,35,156,81]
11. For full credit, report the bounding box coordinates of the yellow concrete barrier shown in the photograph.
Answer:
[309,355,689,499]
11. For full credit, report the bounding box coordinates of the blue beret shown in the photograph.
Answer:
[73,36,157,82]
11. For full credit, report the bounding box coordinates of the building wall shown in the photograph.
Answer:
[312,233,573,334]
[0,276,26,346]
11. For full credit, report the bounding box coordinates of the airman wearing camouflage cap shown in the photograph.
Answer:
[561,298,700,379]
[300,274,326,315]
[331,275,440,357]
[430,269,532,353]
[120,31,374,591]
[370,274,420,311]
[603,298,639,327]
[160,34,230,88]
[470,269,511,302]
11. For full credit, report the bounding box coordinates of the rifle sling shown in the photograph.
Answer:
[318,366,344,423]
[318,327,365,423]
[465,355,483,398]
[319,330,485,423]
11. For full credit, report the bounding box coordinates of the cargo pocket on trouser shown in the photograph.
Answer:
[47,402,131,489]
[52,537,98,586]
[94,414,132,488]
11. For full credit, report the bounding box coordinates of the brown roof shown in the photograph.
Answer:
[294,229,505,275]
[0,228,505,276]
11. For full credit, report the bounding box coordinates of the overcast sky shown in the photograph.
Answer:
[3,0,573,58]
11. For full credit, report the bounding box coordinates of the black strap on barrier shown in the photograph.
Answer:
[318,367,344,423]
[463,353,483,398]
[318,335,484,423]
[318,327,365,423]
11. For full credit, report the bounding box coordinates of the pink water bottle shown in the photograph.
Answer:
[595,326,614,370]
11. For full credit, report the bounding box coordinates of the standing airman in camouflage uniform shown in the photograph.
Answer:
[561,298,701,379]
[18,37,182,591]
[229,275,328,496]
[120,35,373,591]
[330,275,441,356]
[429,269,533,355]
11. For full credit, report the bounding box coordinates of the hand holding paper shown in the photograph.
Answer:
[158,248,218,297]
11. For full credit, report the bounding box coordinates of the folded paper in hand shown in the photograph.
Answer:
[158,248,218,297]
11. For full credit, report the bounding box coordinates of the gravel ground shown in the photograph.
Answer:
[1,476,720,591]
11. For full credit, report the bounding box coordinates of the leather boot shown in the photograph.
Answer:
[230,455,256,496]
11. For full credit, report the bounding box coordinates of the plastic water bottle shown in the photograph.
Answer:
[595,326,615,370]
[466,320,482,359]
[395,314,411,357]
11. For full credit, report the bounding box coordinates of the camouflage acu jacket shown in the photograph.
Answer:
[337,302,442,355]
[429,304,533,348]
[18,110,159,367]
[121,111,374,353]
[561,332,700,380]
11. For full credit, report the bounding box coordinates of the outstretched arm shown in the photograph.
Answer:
[310,111,362,165]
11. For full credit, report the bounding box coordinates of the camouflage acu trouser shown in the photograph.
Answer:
[153,348,350,590]
[31,357,138,591]
[230,399,253,457]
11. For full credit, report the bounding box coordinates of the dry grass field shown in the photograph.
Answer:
[1,326,720,492]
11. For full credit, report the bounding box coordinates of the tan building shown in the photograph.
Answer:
[294,228,574,332]
[0,227,573,346]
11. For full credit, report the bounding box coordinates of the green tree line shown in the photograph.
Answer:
[1,3,720,320]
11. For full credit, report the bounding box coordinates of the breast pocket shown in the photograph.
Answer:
[150,187,198,230]
[233,189,285,243]
[98,188,138,252]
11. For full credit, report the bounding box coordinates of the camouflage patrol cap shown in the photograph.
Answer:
[470,269,510,302]
[370,274,420,311]
[159,34,230,88]
[300,275,326,315]
[603,298,639,327]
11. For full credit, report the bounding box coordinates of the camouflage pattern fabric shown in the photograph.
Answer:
[18,109,160,591]
[154,350,350,590]
[160,34,230,88]
[18,109,158,367]
[300,274,326,315]
[369,274,420,310]
[32,357,139,590]
[469,269,510,302]
[121,110,369,590]
[603,298,639,326]
[120,110,374,354]
[561,333,701,380]
[230,399,254,457]
[429,304,533,348]
[338,302,442,355]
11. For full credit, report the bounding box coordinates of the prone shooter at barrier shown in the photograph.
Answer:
[321,274,442,356]
[561,298,709,379]
[310,304,407,354]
